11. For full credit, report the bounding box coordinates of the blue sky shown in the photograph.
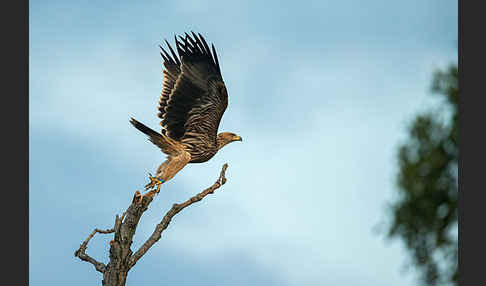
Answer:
[29,0,457,285]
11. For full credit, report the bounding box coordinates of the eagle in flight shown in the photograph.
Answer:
[130,32,242,199]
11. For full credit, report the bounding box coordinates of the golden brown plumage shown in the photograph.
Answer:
[130,32,242,196]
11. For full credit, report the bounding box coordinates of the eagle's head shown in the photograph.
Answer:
[217,132,243,150]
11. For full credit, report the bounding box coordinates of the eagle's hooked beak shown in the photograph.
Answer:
[234,135,243,142]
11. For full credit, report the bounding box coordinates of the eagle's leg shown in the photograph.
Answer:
[135,175,165,203]
[135,177,163,204]
[138,152,191,203]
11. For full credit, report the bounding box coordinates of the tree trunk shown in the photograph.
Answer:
[103,261,128,286]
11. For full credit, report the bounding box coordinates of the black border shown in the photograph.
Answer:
[459,0,484,285]
[5,0,29,284]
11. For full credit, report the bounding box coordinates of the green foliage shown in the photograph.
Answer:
[389,64,458,285]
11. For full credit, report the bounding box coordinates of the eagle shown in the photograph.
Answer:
[130,32,242,199]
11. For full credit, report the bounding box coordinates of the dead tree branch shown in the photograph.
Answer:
[129,163,228,267]
[74,228,115,273]
[74,163,229,286]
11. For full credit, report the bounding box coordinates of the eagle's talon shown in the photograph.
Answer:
[145,174,164,192]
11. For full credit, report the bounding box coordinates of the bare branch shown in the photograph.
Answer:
[74,228,115,273]
[129,163,229,267]
[75,163,230,286]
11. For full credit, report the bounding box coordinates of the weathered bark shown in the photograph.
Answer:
[75,163,229,286]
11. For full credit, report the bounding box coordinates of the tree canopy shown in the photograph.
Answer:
[388,64,458,285]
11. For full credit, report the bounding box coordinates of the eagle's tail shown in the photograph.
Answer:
[130,117,160,138]
[130,117,181,156]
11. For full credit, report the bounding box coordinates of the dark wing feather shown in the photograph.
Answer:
[158,32,227,147]
[179,79,228,162]
[157,39,182,135]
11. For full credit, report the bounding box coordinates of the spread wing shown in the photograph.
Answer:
[157,32,228,148]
